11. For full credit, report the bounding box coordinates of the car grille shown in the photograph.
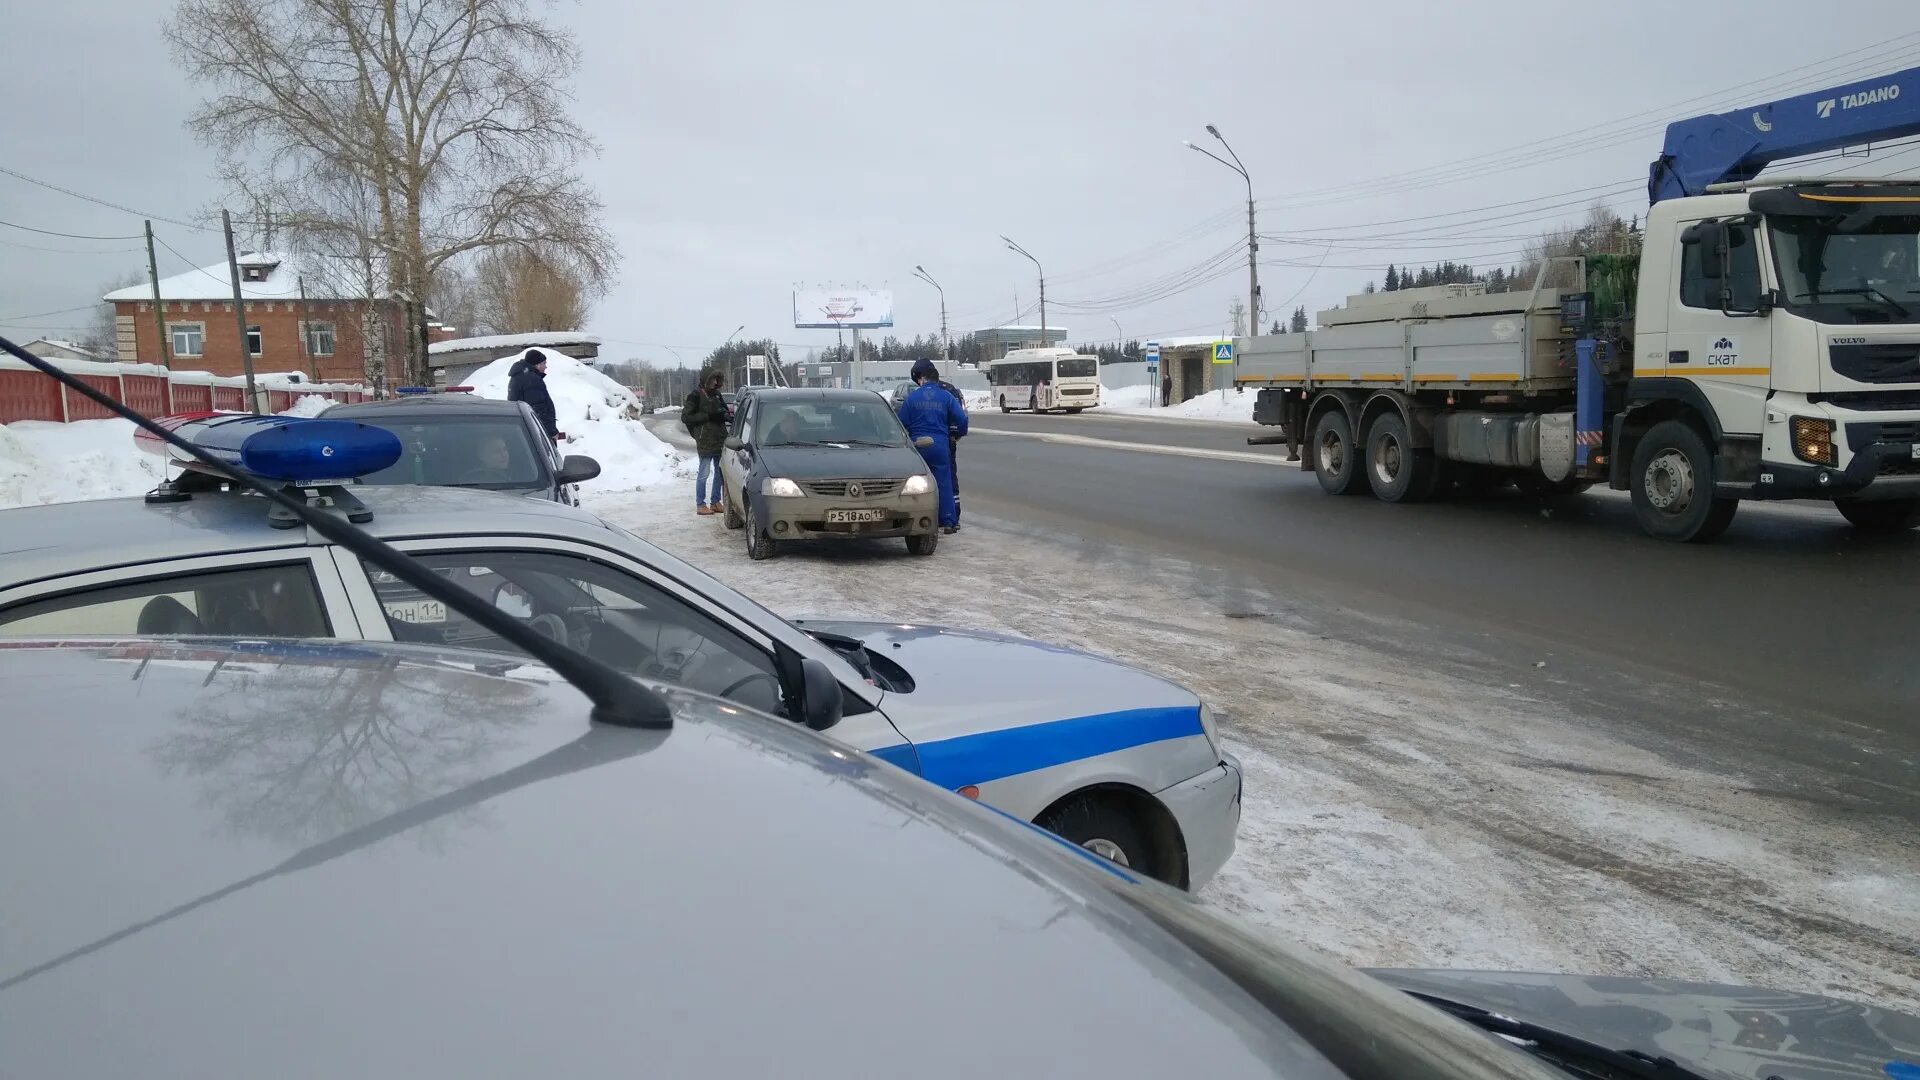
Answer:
[1831,342,1920,384]
[1845,420,1920,450]
[804,479,900,498]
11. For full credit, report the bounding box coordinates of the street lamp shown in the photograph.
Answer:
[913,265,951,366]
[1001,235,1046,349]
[1185,124,1259,337]
[723,324,746,387]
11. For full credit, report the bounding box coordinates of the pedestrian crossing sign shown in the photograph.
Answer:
[1212,341,1234,364]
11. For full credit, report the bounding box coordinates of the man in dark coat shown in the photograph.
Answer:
[506,348,561,442]
[682,369,731,515]
[932,365,967,527]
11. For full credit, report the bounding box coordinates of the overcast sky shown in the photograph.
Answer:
[6,1,1918,364]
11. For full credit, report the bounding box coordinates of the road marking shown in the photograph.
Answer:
[977,426,1288,465]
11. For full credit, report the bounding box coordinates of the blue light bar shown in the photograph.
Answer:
[176,415,403,484]
[394,386,435,395]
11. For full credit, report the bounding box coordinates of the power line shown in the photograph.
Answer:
[0,302,100,322]
[0,218,145,241]
[0,236,143,255]
[151,232,241,290]
[0,165,213,233]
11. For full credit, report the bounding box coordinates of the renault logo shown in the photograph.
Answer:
[847,482,863,498]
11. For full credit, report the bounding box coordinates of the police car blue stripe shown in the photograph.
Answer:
[868,706,1203,790]
[865,743,920,772]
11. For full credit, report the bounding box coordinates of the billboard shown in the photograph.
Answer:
[793,287,894,329]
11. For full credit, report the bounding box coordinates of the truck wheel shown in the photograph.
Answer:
[1631,420,1738,542]
[1514,473,1593,497]
[1365,412,1437,503]
[721,481,744,530]
[745,500,778,561]
[1312,409,1370,496]
[1836,498,1920,531]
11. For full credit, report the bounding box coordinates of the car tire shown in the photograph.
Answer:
[1630,420,1738,542]
[745,499,777,561]
[1311,408,1370,496]
[1364,411,1437,503]
[905,531,938,556]
[1836,497,1920,531]
[1036,795,1158,881]
[722,481,744,530]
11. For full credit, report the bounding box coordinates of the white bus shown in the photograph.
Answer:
[987,348,1101,414]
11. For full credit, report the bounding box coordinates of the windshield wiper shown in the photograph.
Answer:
[836,439,903,447]
[1407,992,1724,1080]
[0,334,672,730]
[1803,286,1910,317]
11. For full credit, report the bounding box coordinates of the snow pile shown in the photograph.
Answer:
[282,395,334,417]
[963,390,993,412]
[428,331,601,356]
[0,419,163,509]
[1099,385,1256,422]
[467,350,685,490]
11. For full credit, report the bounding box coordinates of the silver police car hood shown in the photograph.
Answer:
[793,618,1205,730]
[0,639,1329,1079]
[1369,969,1920,1080]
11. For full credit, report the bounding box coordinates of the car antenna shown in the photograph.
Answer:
[0,336,671,730]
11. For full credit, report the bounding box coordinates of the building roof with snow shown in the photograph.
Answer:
[22,338,109,362]
[101,252,377,304]
[426,331,603,357]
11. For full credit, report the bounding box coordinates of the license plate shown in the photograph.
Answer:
[826,508,887,524]
[385,600,447,624]
[1912,443,1919,460]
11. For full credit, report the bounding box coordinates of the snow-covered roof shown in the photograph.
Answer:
[27,338,101,356]
[971,325,1069,334]
[101,252,376,304]
[1150,335,1232,348]
[427,331,602,356]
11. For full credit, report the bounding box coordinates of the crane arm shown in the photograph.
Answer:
[1649,64,1920,203]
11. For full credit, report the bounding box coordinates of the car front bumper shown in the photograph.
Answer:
[1157,752,1242,890]
[763,492,939,540]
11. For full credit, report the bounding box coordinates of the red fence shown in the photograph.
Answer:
[0,361,370,425]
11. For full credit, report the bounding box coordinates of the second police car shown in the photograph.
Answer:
[0,412,1241,888]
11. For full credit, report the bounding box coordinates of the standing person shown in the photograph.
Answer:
[682,369,730,516]
[507,348,563,443]
[932,364,968,529]
[1161,371,1172,408]
[898,358,967,533]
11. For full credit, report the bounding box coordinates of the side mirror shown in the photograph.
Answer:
[556,455,601,485]
[724,436,745,452]
[913,435,934,449]
[797,657,843,731]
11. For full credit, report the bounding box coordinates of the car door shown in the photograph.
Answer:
[1669,217,1773,437]
[719,395,755,509]
[0,551,361,638]
[336,538,916,760]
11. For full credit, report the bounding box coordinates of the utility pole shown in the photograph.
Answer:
[1002,236,1045,347]
[297,274,316,381]
[913,265,950,366]
[221,209,260,412]
[144,221,171,369]
[1186,124,1260,340]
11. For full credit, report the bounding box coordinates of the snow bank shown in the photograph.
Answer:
[1098,385,1256,422]
[282,395,334,418]
[429,331,601,355]
[467,350,685,491]
[0,419,163,508]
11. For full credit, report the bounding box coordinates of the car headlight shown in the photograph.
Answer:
[761,477,804,498]
[901,474,932,495]
[1197,702,1221,757]
[1790,416,1836,466]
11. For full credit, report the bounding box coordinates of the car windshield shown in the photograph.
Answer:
[1769,213,1920,323]
[348,415,549,490]
[1057,356,1097,378]
[757,400,906,447]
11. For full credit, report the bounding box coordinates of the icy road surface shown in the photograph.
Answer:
[589,473,1919,1013]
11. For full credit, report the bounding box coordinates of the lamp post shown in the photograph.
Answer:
[724,324,745,387]
[1001,236,1045,350]
[913,265,950,367]
[1185,125,1259,339]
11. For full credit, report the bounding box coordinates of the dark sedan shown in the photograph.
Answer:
[718,388,939,559]
[323,394,600,504]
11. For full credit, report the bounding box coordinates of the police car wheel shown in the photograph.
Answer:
[1037,795,1153,878]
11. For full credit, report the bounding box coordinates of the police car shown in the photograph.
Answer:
[0,413,1241,889]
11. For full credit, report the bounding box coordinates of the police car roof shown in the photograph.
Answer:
[0,486,614,590]
[1,638,1342,1077]
[323,395,524,418]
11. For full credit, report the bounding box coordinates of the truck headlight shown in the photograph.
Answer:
[1790,417,1836,466]
[761,477,804,497]
[901,474,932,495]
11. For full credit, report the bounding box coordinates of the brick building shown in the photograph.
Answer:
[102,252,452,383]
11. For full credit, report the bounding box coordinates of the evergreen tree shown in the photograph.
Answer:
[1363,280,1377,294]
[1290,305,1308,333]
[1384,264,1400,292]
[1270,319,1283,334]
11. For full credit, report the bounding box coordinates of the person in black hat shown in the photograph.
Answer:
[898,357,967,533]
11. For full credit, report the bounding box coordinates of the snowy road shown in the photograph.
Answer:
[621,419,1920,1012]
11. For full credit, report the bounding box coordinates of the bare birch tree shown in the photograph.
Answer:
[165,0,617,385]
[471,245,599,333]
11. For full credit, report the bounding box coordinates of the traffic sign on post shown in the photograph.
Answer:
[1212,341,1234,364]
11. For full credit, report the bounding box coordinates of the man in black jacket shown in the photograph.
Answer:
[506,348,562,442]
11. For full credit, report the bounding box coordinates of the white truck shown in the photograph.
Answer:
[1236,68,1920,540]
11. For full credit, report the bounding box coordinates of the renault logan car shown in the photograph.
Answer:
[718,387,941,558]
[0,479,1238,889]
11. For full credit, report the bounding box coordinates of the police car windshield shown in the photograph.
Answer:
[759,400,906,447]
[352,416,549,490]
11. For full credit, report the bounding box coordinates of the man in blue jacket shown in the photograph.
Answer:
[898,357,968,533]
